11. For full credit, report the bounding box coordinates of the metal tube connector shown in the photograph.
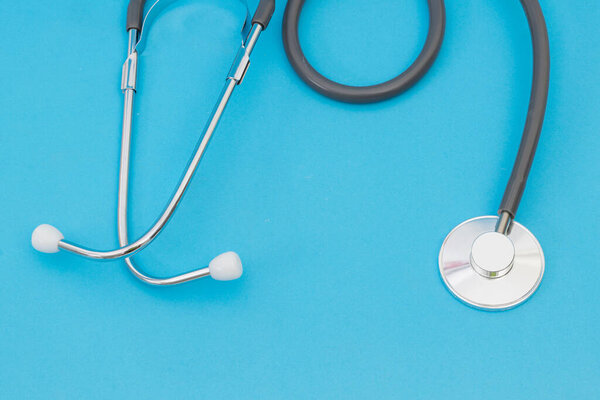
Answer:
[227,24,263,84]
[121,29,139,91]
[121,52,138,91]
[495,211,513,235]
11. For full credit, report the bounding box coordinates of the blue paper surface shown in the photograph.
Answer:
[1,0,599,398]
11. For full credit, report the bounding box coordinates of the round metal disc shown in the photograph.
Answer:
[439,216,544,311]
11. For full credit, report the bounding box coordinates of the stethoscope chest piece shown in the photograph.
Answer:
[439,216,544,311]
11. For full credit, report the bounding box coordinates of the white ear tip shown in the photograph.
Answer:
[208,251,243,281]
[31,224,64,253]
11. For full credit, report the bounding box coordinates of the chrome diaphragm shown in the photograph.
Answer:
[439,216,544,311]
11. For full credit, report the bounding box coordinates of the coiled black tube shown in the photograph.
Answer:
[498,0,550,217]
[282,0,446,104]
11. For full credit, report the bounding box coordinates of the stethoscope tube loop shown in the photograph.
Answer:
[282,0,445,103]
[498,0,550,217]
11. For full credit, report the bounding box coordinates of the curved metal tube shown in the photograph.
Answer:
[57,23,263,266]
[116,25,261,284]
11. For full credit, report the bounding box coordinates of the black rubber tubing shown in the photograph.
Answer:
[127,0,275,31]
[282,0,446,104]
[498,0,550,217]
[127,0,146,31]
[252,0,275,29]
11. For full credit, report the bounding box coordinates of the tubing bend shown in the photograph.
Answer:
[498,0,550,217]
[282,0,445,103]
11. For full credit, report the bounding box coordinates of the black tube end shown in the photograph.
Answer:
[127,0,147,31]
[252,0,275,29]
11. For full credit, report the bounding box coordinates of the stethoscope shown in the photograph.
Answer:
[283,0,549,310]
[31,0,275,285]
[33,0,549,311]
[438,0,549,310]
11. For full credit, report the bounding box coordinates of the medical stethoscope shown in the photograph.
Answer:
[33,0,549,311]
[31,0,275,285]
[283,0,549,310]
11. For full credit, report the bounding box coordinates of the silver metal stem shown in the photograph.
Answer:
[495,211,513,235]
[59,78,237,259]
[121,30,138,91]
[244,24,262,57]
[57,24,263,266]
[118,31,211,285]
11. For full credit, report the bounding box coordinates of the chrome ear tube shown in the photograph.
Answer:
[439,0,549,310]
[32,0,275,285]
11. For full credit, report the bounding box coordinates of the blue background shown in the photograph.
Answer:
[1,0,599,398]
